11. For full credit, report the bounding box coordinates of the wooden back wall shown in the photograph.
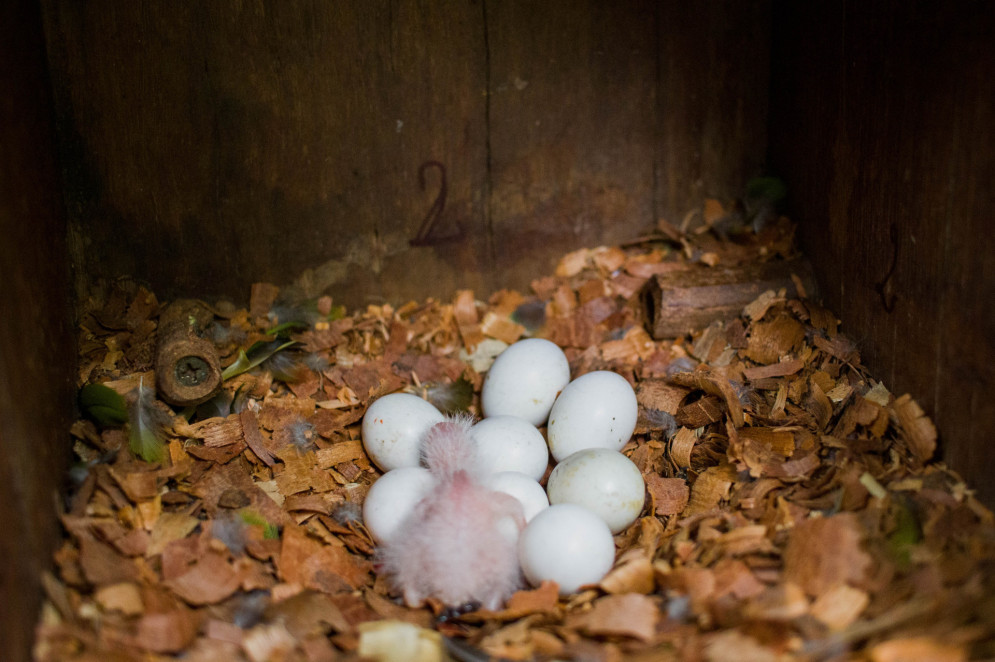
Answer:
[41,0,771,309]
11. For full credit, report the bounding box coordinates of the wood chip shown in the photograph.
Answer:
[809,583,869,630]
[742,358,804,380]
[94,582,145,616]
[670,426,698,469]
[480,311,526,344]
[636,379,688,415]
[600,551,656,595]
[669,369,745,428]
[869,637,966,662]
[682,464,736,516]
[892,394,938,463]
[191,414,244,448]
[572,594,659,642]
[744,314,805,364]
[645,475,690,516]
[783,514,872,598]
[165,551,241,605]
[240,410,276,467]
[135,608,201,653]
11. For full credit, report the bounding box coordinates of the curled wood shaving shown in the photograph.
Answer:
[682,464,736,517]
[600,550,656,595]
[571,594,659,643]
[669,369,745,428]
[892,393,938,463]
[637,379,688,415]
[670,427,698,469]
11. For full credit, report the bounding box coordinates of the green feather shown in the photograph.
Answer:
[128,379,168,464]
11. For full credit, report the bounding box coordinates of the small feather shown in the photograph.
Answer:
[211,513,250,556]
[511,300,547,334]
[231,589,270,628]
[261,349,309,383]
[417,376,475,415]
[128,378,169,464]
[303,352,330,373]
[286,417,317,452]
[330,501,363,527]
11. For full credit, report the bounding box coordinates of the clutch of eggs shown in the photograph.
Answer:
[361,338,647,598]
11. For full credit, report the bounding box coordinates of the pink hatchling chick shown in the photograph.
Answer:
[378,415,526,610]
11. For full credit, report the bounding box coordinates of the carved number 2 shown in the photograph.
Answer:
[410,161,460,246]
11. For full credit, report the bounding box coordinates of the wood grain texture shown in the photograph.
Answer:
[657,1,772,224]
[485,0,658,289]
[42,0,490,309]
[769,0,995,505]
[0,0,75,659]
[41,0,771,307]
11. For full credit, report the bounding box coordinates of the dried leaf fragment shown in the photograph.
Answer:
[147,512,201,557]
[135,608,201,653]
[165,551,241,605]
[783,514,871,598]
[95,582,144,616]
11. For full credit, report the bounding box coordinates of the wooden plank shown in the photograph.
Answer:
[486,0,658,290]
[656,1,771,223]
[0,0,76,659]
[41,0,489,309]
[770,0,995,505]
[43,0,774,308]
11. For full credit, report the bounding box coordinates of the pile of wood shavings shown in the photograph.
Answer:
[35,214,995,661]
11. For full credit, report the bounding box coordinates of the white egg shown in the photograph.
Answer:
[470,415,550,480]
[517,504,616,594]
[481,338,570,426]
[546,370,638,462]
[482,471,549,522]
[362,467,436,543]
[362,393,444,471]
[546,448,645,533]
